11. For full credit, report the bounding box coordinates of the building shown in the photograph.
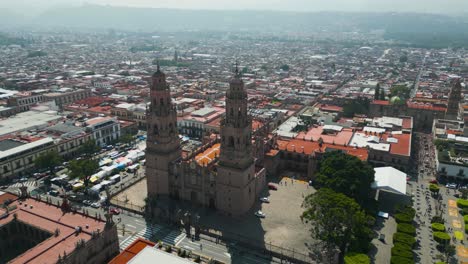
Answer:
[445,79,463,120]
[146,66,265,217]
[7,92,45,112]
[85,116,121,147]
[0,191,119,264]
[43,88,92,109]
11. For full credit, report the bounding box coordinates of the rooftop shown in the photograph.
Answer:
[0,193,106,264]
[195,143,220,167]
[0,111,62,136]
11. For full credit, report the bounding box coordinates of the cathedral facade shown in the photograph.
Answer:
[146,66,266,217]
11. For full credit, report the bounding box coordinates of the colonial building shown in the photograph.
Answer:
[146,66,265,217]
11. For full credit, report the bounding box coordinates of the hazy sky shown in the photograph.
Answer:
[3,0,468,14]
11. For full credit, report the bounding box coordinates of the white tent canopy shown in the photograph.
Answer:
[372,167,407,195]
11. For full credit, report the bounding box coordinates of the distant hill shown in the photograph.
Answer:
[18,5,468,48]
[0,9,25,28]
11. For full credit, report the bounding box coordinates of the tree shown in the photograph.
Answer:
[374,83,380,100]
[78,139,101,158]
[379,87,386,100]
[69,159,99,189]
[302,188,373,263]
[461,189,468,199]
[280,64,289,71]
[315,151,375,209]
[343,97,370,118]
[399,55,408,63]
[443,244,456,263]
[390,85,410,99]
[119,134,134,145]
[34,151,63,175]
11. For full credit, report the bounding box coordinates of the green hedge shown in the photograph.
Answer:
[390,255,414,264]
[431,215,444,224]
[395,213,413,223]
[393,242,412,252]
[344,252,370,264]
[391,246,413,259]
[457,199,468,208]
[433,232,451,244]
[397,223,416,235]
[393,232,416,247]
[461,208,468,216]
[431,223,446,232]
[435,262,446,264]
[465,225,468,234]
[464,215,468,223]
[396,206,416,219]
[429,184,440,192]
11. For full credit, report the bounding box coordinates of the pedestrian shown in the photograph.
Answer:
[200,244,203,251]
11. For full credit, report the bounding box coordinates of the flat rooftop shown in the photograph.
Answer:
[0,139,25,151]
[0,111,62,136]
[195,143,220,166]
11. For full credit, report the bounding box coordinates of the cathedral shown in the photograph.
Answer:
[145,65,266,217]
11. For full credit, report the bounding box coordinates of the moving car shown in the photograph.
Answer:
[429,179,438,184]
[48,190,60,197]
[83,200,92,206]
[110,208,121,215]
[255,210,266,218]
[19,177,28,183]
[91,202,101,208]
[260,197,270,203]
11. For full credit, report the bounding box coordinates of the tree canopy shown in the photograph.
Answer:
[342,97,370,118]
[374,83,380,100]
[78,139,101,158]
[302,188,373,262]
[69,159,99,188]
[315,151,375,208]
[34,151,62,174]
[390,85,410,99]
[280,64,289,71]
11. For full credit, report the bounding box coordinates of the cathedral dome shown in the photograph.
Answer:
[390,96,402,105]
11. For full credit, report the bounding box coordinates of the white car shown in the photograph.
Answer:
[90,202,101,208]
[260,197,270,203]
[446,183,457,189]
[255,210,266,218]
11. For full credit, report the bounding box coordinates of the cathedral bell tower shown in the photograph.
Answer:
[146,64,181,197]
[445,79,463,120]
[216,64,256,216]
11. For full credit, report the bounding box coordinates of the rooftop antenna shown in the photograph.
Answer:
[156,60,161,72]
[235,60,239,76]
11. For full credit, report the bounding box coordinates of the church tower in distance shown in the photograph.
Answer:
[445,79,462,120]
[146,65,181,197]
[216,65,256,216]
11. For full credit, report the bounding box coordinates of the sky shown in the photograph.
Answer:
[2,0,468,15]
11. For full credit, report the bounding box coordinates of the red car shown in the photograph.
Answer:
[268,183,278,191]
[429,179,438,184]
[109,208,121,215]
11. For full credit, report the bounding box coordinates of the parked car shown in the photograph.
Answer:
[83,200,92,206]
[260,197,270,203]
[268,183,278,191]
[91,202,101,208]
[110,208,121,215]
[19,177,28,183]
[48,190,60,197]
[429,179,438,184]
[446,183,457,189]
[33,172,48,179]
[255,210,266,218]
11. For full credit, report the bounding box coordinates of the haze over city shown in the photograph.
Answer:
[0,1,468,264]
[3,0,468,14]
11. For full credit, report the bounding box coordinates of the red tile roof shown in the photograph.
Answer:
[109,238,156,264]
[0,194,106,264]
[372,100,390,105]
[276,138,368,161]
[296,126,354,146]
[381,133,412,156]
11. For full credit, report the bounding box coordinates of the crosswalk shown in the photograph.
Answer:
[163,230,186,246]
[9,181,37,189]
[119,225,186,250]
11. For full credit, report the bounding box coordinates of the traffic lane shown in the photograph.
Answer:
[179,239,231,263]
